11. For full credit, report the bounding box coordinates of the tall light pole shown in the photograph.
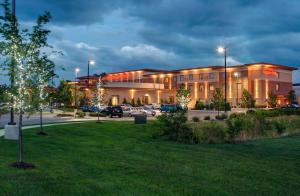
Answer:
[234,72,241,107]
[87,60,95,88]
[217,46,227,113]
[74,68,80,117]
[8,0,16,125]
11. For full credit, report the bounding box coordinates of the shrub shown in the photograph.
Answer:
[204,115,210,120]
[215,113,227,120]
[252,110,269,134]
[229,112,246,119]
[192,122,226,144]
[192,116,200,122]
[272,119,286,135]
[156,110,193,143]
[226,116,244,140]
[76,111,85,118]
[194,101,205,110]
[246,109,256,115]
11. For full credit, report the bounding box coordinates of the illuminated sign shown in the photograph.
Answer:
[263,68,277,77]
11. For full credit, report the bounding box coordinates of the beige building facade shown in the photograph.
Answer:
[75,63,297,108]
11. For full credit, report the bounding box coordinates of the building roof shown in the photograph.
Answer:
[77,62,298,79]
[229,62,298,71]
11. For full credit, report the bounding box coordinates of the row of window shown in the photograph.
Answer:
[175,73,216,82]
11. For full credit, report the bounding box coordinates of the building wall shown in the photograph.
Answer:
[76,64,295,108]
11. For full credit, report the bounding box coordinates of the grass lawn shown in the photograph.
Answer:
[0,121,299,195]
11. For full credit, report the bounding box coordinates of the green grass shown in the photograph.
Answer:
[0,121,299,195]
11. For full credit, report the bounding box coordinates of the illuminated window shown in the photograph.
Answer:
[111,96,119,106]
[199,73,204,80]
[276,84,280,91]
[199,84,204,92]
[209,84,214,91]
[180,75,184,81]
[189,74,193,80]
[188,84,193,91]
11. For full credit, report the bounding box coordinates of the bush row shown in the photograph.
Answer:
[156,109,300,144]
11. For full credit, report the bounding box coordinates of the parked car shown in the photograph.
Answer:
[281,104,299,109]
[142,106,156,116]
[80,105,91,112]
[145,103,160,110]
[160,104,178,113]
[100,106,123,118]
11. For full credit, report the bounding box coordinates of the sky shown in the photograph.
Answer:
[2,0,300,83]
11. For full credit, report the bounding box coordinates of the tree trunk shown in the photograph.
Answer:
[40,109,43,132]
[18,111,23,163]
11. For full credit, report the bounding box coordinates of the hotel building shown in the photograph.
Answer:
[75,62,297,108]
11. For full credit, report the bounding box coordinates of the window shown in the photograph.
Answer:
[209,84,214,91]
[199,84,204,92]
[189,74,193,81]
[276,83,280,91]
[180,75,184,81]
[276,72,280,79]
[199,73,204,80]
[221,72,225,78]
[173,76,177,82]
[188,84,193,91]
[208,73,215,79]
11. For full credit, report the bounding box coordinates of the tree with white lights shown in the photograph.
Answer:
[92,73,106,122]
[0,0,55,168]
[176,84,191,110]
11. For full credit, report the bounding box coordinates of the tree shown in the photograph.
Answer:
[286,90,296,104]
[137,97,142,106]
[55,80,73,111]
[131,98,136,107]
[212,87,223,116]
[176,84,191,109]
[122,98,128,104]
[92,73,106,122]
[0,0,55,168]
[267,91,277,108]
[0,84,8,103]
[240,89,255,109]
[108,98,112,106]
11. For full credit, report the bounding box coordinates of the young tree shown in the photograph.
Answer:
[92,73,106,122]
[267,91,277,108]
[122,98,128,104]
[176,84,191,109]
[286,90,296,104]
[240,89,255,109]
[137,97,142,106]
[212,87,223,116]
[131,98,136,107]
[55,80,73,112]
[0,1,55,168]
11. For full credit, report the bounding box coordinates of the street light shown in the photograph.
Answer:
[74,68,80,117]
[217,46,228,113]
[87,60,95,88]
[234,72,241,107]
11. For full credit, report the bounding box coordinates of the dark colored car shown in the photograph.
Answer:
[101,106,123,118]
[281,104,299,109]
[160,104,179,113]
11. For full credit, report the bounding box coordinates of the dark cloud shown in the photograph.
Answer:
[12,0,300,82]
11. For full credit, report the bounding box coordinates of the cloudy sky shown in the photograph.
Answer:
[8,0,300,82]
